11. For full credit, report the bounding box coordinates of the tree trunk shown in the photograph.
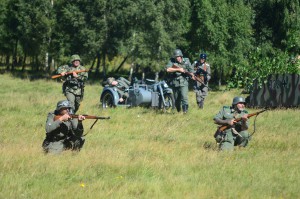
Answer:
[95,52,101,76]
[6,55,10,70]
[89,56,96,71]
[115,56,128,73]
[22,53,27,71]
[102,49,106,78]
[45,52,49,71]
[12,39,18,71]
[129,63,134,82]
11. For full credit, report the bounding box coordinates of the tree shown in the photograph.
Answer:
[0,0,10,66]
[188,0,254,84]
[3,0,52,71]
[51,0,107,66]
[114,0,191,74]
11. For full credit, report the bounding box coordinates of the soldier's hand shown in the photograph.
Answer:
[60,72,66,76]
[241,114,248,122]
[191,74,196,80]
[226,119,235,126]
[179,67,186,73]
[59,113,71,122]
[73,72,78,78]
[78,115,85,121]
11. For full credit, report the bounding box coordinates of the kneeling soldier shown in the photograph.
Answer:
[42,100,86,154]
[213,96,250,150]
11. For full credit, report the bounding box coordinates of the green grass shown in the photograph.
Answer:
[0,74,299,199]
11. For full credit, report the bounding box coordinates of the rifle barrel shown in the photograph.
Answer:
[71,115,110,120]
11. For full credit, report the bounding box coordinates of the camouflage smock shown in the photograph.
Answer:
[57,65,88,95]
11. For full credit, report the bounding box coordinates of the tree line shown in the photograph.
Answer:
[0,0,299,88]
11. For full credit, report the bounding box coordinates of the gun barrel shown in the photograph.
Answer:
[72,115,110,120]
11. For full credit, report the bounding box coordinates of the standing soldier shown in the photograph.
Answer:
[42,100,86,154]
[165,49,195,113]
[213,96,250,150]
[57,54,88,113]
[192,53,211,109]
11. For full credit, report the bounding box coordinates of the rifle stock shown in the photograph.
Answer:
[51,70,89,79]
[218,109,267,132]
[54,114,110,121]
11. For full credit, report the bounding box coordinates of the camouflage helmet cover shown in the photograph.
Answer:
[70,54,81,63]
[232,96,246,105]
[173,49,183,58]
[56,100,72,111]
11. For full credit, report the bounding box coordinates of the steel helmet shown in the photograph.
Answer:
[70,54,81,63]
[173,49,183,58]
[232,96,246,105]
[56,100,72,111]
[200,53,207,60]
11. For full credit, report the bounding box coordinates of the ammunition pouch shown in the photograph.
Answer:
[214,129,225,143]
[63,79,85,94]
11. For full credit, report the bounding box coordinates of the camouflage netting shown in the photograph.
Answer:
[248,74,300,108]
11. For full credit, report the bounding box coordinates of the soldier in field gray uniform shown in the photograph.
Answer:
[192,53,211,109]
[106,77,131,103]
[57,54,88,113]
[42,100,86,154]
[213,96,250,150]
[165,49,195,113]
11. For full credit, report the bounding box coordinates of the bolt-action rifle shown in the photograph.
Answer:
[171,64,209,89]
[54,114,110,135]
[51,70,89,79]
[218,109,267,132]
[54,114,110,121]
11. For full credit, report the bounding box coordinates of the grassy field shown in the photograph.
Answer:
[0,74,299,199]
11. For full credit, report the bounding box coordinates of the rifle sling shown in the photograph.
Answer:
[83,119,99,136]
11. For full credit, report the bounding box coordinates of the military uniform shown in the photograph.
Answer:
[109,77,131,100]
[42,111,85,154]
[214,106,250,150]
[57,55,88,113]
[165,56,193,112]
[192,61,211,108]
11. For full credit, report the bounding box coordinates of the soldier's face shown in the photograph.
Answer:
[59,108,70,115]
[111,81,118,86]
[176,56,183,63]
[200,58,205,64]
[72,60,80,67]
[236,103,245,111]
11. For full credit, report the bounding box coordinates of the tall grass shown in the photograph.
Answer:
[0,74,299,198]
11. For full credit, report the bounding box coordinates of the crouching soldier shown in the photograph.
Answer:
[42,100,86,154]
[213,96,250,150]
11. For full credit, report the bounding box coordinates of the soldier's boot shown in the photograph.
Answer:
[198,100,204,109]
[176,105,181,112]
[176,102,181,112]
[182,105,188,114]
